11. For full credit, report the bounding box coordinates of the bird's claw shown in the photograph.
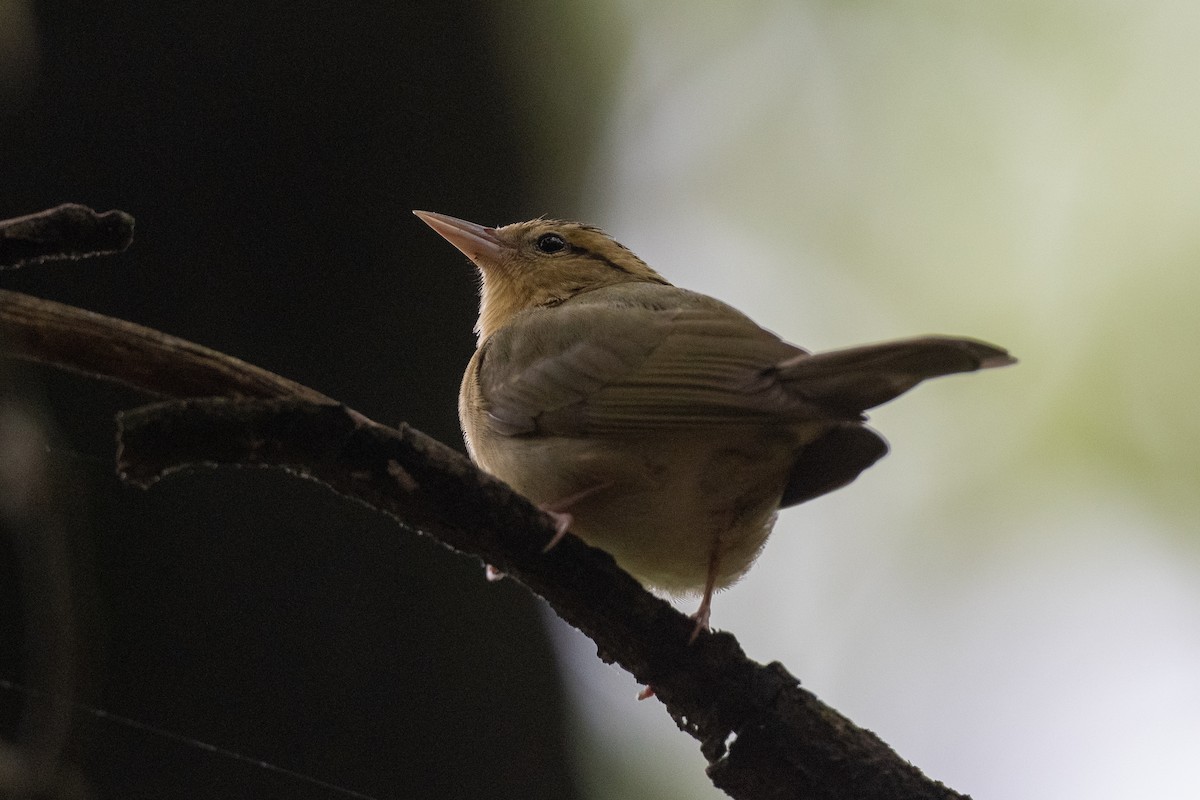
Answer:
[541,509,574,552]
[688,596,712,644]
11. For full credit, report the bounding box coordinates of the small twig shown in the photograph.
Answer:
[0,204,134,268]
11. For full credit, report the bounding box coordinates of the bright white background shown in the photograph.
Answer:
[497,2,1200,798]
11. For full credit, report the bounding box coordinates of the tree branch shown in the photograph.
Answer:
[115,398,967,800]
[0,204,134,268]
[0,290,331,404]
[0,206,970,800]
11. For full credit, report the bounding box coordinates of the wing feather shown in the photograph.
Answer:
[477,290,823,436]
[473,284,1013,438]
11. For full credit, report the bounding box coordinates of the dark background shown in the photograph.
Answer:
[2,3,580,798]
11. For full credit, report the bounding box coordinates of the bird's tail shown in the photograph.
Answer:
[777,336,1015,415]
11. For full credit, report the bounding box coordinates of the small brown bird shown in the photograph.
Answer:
[416,210,1014,638]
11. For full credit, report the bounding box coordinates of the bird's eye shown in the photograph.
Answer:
[535,233,567,254]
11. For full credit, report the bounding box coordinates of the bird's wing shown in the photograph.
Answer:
[475,283,1015,437]
[475,300,827,436]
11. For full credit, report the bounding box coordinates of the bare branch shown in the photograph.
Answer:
[0,204,134,268]
[0,289,331,403]
[115,399,968,800]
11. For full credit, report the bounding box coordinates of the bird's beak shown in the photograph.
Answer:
[413,210,506,268]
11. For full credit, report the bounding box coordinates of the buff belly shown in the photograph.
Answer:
[469,424,820,595]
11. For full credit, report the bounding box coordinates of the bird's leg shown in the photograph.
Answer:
[484,481,612,581]
[540,481,612,552]
[639,547,722,700]
[688,546,722,643]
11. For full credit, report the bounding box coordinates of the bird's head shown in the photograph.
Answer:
[415,211,669,341]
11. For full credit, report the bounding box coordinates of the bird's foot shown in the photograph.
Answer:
[539,482,613,552]
[632,537,719,699]
[540,509,574,552]
[688,548,719,643]
[688,603,712,645]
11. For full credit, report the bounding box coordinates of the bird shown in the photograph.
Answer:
[415,210,1015,640]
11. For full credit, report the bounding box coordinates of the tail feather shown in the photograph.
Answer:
[777,336,1015,415]
[780,424,889,508]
